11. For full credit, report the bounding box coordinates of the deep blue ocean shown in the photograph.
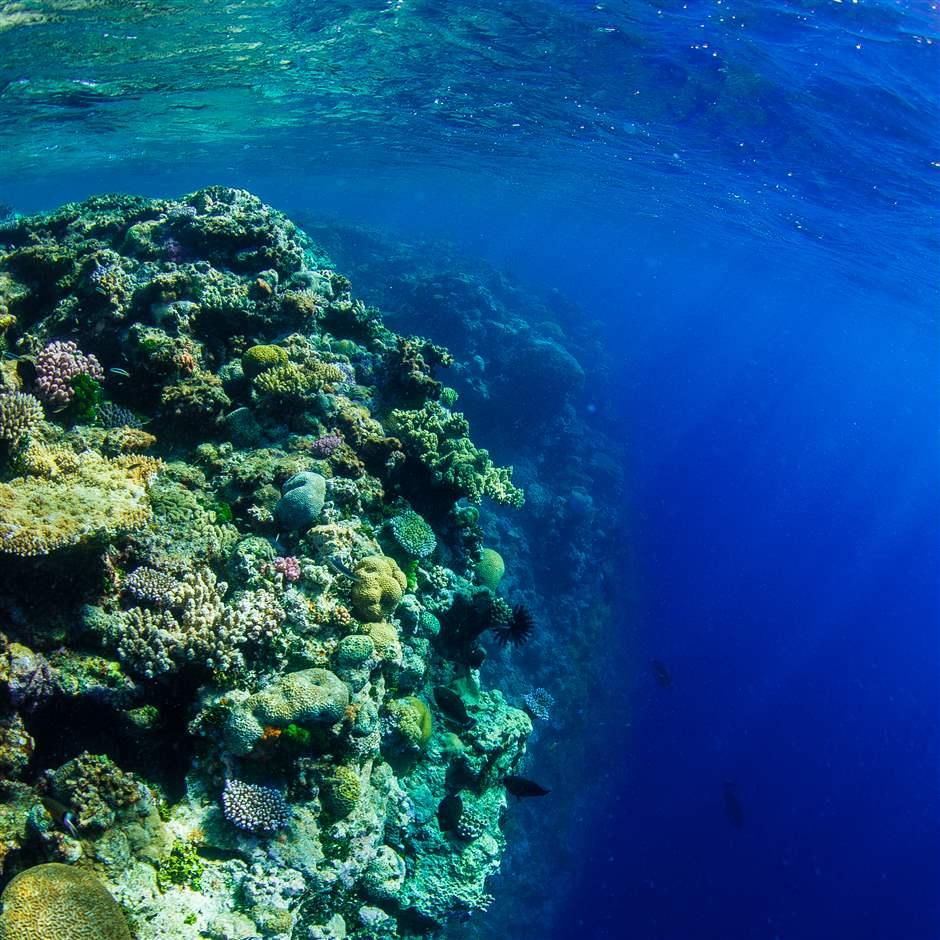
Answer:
[0,1,937,938]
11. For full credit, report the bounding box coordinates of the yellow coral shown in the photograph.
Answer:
[351,555,406,621]
[0,863,132,939]
[367,620,403,664]
[0,452,160,556]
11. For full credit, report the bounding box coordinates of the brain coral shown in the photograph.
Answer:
[0,863,131,940]
[0,453,160,556]
[474,547,505,590]
[350,555,407,621]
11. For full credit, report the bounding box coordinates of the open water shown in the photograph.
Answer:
[0,1,937,938]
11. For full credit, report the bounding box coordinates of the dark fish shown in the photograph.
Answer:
[41,796,79,838]
[723,780,744,829]
[504,775,550,798]
[651,659,672,688]
[327,555,361,581]
[437,793,463,831]
[433,686,473,726]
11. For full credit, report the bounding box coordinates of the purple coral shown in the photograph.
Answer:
[34,340,104,407]
[273,555,301,583]
[310,434,342,458]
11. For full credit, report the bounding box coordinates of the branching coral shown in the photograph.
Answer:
[387,401,523,506]
[116,567,285,678]
[0,392,42,447]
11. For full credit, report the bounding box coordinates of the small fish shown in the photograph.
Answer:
[433,686,473,726]
[40,797,80,838]
[436,793,463,831]
[723,780,744,829]
[109,367,130,377]
[504,775,550,798]
[327,555,361,581]
[651,659,672,689]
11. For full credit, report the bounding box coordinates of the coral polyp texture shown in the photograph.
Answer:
[0,188,542,940]
[0,863,132,939]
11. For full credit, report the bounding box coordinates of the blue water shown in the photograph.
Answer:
[1,0,937,937]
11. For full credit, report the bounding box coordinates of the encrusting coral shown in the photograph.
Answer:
[0,452,160,556]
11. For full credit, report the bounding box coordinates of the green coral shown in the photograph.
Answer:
[387,401,523,506]
[241,343,288,379]
[156,839,204,892]
[321,765,361,818]
[350,555,407,621]
[68,373,103,424]
[474,547,505,590]
[0,863,132,939]
[388,509,436,558]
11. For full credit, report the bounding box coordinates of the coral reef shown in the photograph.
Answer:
[0,188,613,940]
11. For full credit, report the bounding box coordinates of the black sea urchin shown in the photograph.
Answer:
[494,604,535,648]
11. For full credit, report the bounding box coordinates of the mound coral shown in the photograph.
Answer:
[0,863,132,939]
[320,765,361,818]
[350,555,407,621]
[474,547,505,590]
[241,343,288,379]
[223,668,350,755]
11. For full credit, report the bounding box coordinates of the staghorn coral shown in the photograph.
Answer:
[116,567,285,678]
[0,452,160,556]
[0,863,132,940]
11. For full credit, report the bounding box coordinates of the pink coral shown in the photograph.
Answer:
[274,555,301,583]
[35,340,104,407]
[310,434,342,458]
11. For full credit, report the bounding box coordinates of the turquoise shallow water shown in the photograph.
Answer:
[0,2,937,938]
